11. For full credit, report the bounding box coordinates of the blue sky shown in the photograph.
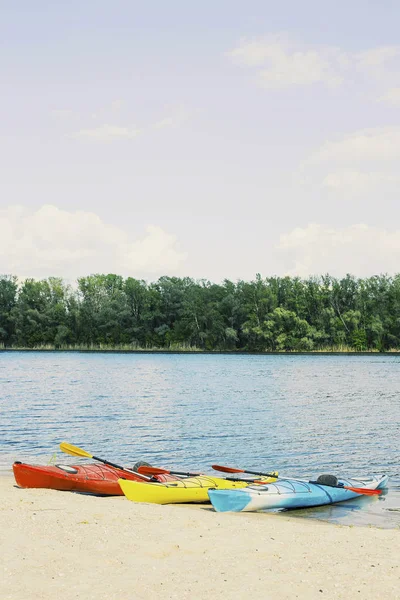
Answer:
[1,1,400,281]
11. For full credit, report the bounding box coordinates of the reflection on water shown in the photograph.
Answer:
[276,485,400,529]
[0,352,399,528]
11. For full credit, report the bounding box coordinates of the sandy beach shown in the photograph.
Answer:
[0,474,399,600]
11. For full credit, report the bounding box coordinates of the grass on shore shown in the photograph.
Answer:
[0,343,399,353]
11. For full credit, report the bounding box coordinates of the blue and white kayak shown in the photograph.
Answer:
[208,475,389,512]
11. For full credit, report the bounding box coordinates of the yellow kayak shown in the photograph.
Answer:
[118,472,278,504]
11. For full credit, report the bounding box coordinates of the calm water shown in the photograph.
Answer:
[0,352,399,528]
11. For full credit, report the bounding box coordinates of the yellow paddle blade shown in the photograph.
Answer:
[59,442,93,459]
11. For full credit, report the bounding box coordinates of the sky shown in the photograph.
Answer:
[1,0,400,282]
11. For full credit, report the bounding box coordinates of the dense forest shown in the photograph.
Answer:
[1,273,400,352]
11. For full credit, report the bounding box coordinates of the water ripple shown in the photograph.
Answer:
[0,352,399,526]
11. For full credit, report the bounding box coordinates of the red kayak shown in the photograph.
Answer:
[13,461,175,496]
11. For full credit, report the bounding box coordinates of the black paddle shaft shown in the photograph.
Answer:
[169,470,201,477]
[239,469,277,478]
[225,477,268,484]
[92,455,132,473]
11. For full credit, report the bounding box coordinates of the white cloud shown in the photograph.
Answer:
[305,127,400,165]
[379,87,400,106]
[227,35,344,88]
[69,107,190,141]
[355,46,400,68]
[227,35,400,90]
[277,223,400,277]
[0,205,187,279]
[69,123,141,141]
[297,127,400,194]
[152,105,193,129]
[321,169,400,191]
[152,117,175,129]
[258,50,342,88]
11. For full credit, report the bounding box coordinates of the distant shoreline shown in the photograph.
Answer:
[1,348,400,356]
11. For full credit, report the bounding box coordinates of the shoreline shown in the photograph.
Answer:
[1,348,400,356]
[1,476,399,599]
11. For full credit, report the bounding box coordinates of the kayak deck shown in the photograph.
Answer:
[118,472,279,504]
[13,462,175,496]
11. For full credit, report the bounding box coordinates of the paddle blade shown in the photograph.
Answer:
[138,466,169,475]
[344,486,381,495]
[59,442,93,459]
[212,465,245,474]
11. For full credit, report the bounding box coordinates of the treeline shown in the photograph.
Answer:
[1,273,400,351]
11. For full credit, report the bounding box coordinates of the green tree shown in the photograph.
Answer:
[0,275,18,345]
[1,272,400,352]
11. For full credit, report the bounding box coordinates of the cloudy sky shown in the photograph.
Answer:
[1,0,400,282]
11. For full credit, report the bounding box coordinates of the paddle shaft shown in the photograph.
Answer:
[225,477,270,484]
[59,442,152,481]
[89,456,154,481]
[138,466,268,485]
[93,455,134,473]
[238,468,276,478]
[166,470,200,477]
[212,465,276,478]
[138,466,200,477]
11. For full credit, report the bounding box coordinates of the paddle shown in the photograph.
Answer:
[212,464,277,478]
[211,465,381,495]
[138,466,201,477]
[225,477,274,485]
[59,442,153,481]
[138,465,268,485]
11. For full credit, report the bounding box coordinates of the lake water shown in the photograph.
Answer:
[0,352,399,528]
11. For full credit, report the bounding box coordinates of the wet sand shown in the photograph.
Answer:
[1,474,399,600]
